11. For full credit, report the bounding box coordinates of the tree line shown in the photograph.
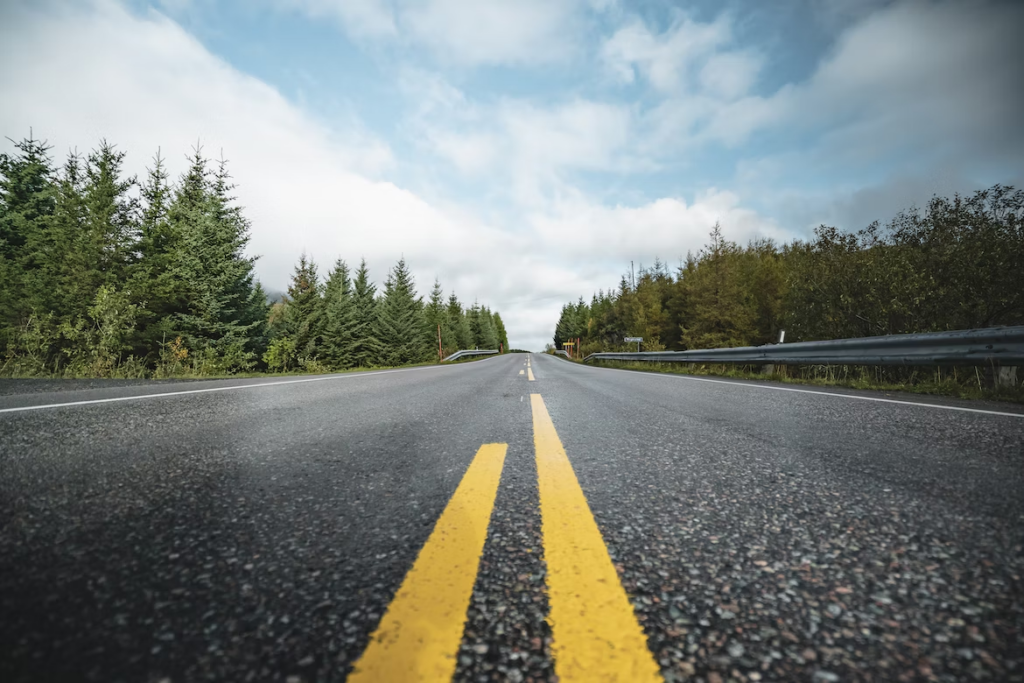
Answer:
[554,185,1023,356]
[0,134,508,377]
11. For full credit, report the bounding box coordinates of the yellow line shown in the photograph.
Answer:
[527,367,535,381]
[349,443,508,682]
[519,369,525,375]
[530,395,661,682]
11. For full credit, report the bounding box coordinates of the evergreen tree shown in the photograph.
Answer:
[468,302,498,349]
[679,223,752,349]
[164,148,265,368]
[423,278,454,361]
[479,306,499,349]
[132,150,178,355]
[285,253,323,363]
[322,258,358,369]
[447,292,472,353]
[377,257,426,366]
[493,312,509,352]
[0,134,56,339]
[82,141,138,289]
[25,151,88,325]
[351,259,382,367]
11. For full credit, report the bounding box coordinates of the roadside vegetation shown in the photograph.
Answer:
[552,184,1023,396]
[0,134,508,379]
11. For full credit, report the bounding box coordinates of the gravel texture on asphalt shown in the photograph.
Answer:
[1,353,1022,682]
[538,354,1024,683]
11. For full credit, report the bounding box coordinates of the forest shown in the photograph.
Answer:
[554,185,1023,359]
[0,135,508,378]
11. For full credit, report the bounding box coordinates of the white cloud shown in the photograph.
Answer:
[401,0,580,66]
[531,189,784,266]
[698,50,761,101]
[277,0,583,66]
[408,84,640,205]
[601,15,735,93]
[279,0,396,37]
[1,0,786,351]
[0,0,517,336]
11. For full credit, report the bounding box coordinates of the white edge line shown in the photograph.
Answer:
[0,354,507,415]
[548,355,1024,419]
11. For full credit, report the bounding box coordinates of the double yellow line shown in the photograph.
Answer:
[349,395,660,682]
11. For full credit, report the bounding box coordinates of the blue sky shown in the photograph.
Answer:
[2,0,1023,349]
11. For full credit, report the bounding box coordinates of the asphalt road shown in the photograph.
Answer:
[1,353,1022,682]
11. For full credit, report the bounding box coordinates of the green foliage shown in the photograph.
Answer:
[322,259,359,369]
[351,259,382,368]
[555,187,1024,363]
[284,252,324,364]
[263,337,296,373]
[0,132,510,378]
[377,258,427,366]
[423,279,454,361]
[448,292,473,353]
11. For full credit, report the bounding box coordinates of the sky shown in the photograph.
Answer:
[1,0,1022,350]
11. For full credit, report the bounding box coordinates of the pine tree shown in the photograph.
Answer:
[25,151,88,325]
[423,278,453,361]
[322,258,358,369]
[164,147,266,367]
[82,141,138,289]
[468,302,498,349]
[0,134,56,339]
[351,259,382,367]
[679,223,753,349]
[493,312,508,352]
[447,292,472,353]
[133,150,179,355]
[209,156,267,363]
[479,306,499,349]
[285,253,323,363]
[377,257,426,366]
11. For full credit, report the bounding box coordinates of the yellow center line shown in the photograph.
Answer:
[527,366,535,381]
[349,443,508,682]
[519,369,525,375]
[530,395,662,682]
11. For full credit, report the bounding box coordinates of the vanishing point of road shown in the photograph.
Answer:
[1,353,1022,682]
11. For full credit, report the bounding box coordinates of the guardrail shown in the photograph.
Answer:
[443,349,499,362]
[582,326,1024,367]
[553,350,570,359]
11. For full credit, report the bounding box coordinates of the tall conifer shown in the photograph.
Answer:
[323,258,358,369]
[351,259,382,367]
[377,257,426,366]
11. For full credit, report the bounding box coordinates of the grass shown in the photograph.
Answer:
[0,353,498,382]
[553,355,1024,405]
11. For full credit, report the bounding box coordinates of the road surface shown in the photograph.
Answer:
[1,353,1022,682]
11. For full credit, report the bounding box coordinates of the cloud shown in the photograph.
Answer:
[401,0,581,66]
[407,81,640,205]
[601,15,740,93]
[278,0,396,37]
[531,189,785,266]
[0,0,518,336]
[277,0,584,66]
[1,0,785,351]
[704,0,1024,151]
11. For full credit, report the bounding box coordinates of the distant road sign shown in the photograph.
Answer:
[623,337,643,342]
